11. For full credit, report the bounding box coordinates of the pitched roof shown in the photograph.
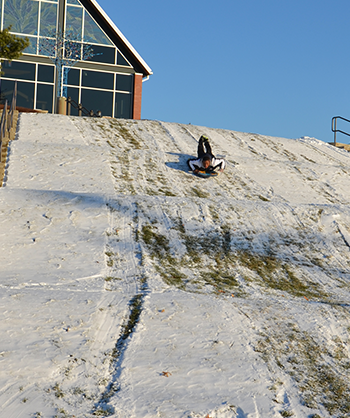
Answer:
[79,0,152,77]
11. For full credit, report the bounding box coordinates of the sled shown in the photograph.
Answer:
[194,170,219,178]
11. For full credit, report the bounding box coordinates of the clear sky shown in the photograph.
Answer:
[97,0,350,143]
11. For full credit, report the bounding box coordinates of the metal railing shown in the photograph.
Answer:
[331,116,350,146]
[7,80,17,138]
[0,81,18,162]
[0,100,8,162]
[66,96,102,118]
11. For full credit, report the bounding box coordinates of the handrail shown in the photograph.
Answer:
[0,80,18,163]
[0,100,8,162]
[8,81,17,130]
[66,97,102,118]
[331,116,350,146]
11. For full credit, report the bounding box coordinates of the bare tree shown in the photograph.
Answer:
[39,28,96,102]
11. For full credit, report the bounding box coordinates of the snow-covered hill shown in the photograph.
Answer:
[1,113,350,418]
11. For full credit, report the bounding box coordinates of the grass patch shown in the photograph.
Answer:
[190,187,210,198]
[117,294,144,344]
[52,383,64,398]
[93,407,114,417]
[158,188,177,196]
[140,219,326,299]
[155,265,187,287]
[259,195,270,202]
[235,249,324,299]
[141,224,170,258]
[301,154,316,164]
[280,411,293,417]
[110,120,142,149]
[256,323,350,416]
[105,276,121,282]
[141,224,186,287]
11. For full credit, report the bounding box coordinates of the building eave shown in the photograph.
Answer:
[79,0,153,77]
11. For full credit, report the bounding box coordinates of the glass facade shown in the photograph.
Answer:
[1,61,55,112]
[0,0,136,118]
[63,67,133,117]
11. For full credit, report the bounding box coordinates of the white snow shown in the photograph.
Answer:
[1,113,350,418]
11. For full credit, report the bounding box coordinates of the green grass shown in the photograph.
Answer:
[109,120,142,149]
[258,195,270,202]
[280,411,294,417]
[190,187,210,198]
[52,383,64,398]
[139,220,326,299]
[236,249,323,299]
[256,322,350,416]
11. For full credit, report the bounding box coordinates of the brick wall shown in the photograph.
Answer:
[133,73,143,120]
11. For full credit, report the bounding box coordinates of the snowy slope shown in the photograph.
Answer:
[1,113,350,418]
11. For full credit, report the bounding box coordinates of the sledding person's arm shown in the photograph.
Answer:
[188,158,202,172]
[211,158,226,171]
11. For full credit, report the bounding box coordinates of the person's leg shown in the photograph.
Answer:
[204,140,213,157]
[203,141,216,159]
[197,136,206,159]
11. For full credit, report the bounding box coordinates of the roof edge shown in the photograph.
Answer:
[81,0,153,77]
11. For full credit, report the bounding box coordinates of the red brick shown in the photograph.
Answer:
[133,73,143,120]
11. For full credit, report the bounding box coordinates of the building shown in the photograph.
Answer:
[0,0,152,119]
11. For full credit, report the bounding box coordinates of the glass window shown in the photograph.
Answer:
[115,92,132,119]
[67,0,81,5]
[116,74,133,92]
[65,5,83,41]
[81,88,113,117]
[38,37,56,57]
[85,44,115,64]
[0,79,15,104]
[117,52,131,67]
[4,0,39,35]
[38,65,54,83]
[36,83,53,113]
[65,41,82,60]
[65,68,80,86]
[18,81,35,109]
[39,2,57,37]
[20,35,37,54]
[82,70,114,90]
[1,61,35,81]
[83,11,112,46]
[66,86,80,116]
[1,79,35,109]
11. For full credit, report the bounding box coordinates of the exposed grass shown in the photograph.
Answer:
[258,195,270,202]
[105,250,114,268]
[105,276,121,282]
[141,224,186,287]
[155,264,187,287]
[114,293,144,349]
[236,249,324,299]
[190,187,210,198]
[92,407,114,417]
[255,322,350,416]
[141,224,170,257]
[54,409,74,418]
[140,220,326,299]
[110,120,142,149]
[158,188,177,197]
[52,383,64,398]
[280,411,293,417]
[301,154,316,164]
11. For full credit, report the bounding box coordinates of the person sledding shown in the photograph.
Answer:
[187,135,226,175]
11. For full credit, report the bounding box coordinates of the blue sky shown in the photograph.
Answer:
[98,0,350,143]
